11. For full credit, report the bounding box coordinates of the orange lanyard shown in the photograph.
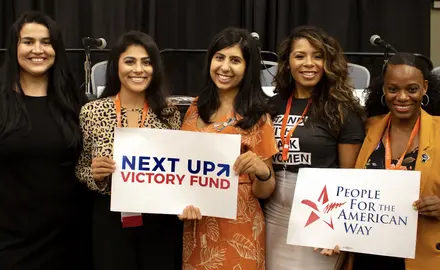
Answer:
[114,93,149,128]
[280,92,312,161]
[384,116,420,170]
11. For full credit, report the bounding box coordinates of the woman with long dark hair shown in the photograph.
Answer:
[0,11,87,269]
[264,26,365,269]
[76,31,182,270]
[179,27,278,270]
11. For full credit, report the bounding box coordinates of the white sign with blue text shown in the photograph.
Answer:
[287,168,420,259]
[110,128,241,219]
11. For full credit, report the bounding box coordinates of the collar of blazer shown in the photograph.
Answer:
[359,109,433,195]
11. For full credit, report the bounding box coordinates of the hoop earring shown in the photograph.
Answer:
[421,94,430,106]
[381,94,386,106]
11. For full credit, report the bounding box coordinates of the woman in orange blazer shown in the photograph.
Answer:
[343,52,440,269]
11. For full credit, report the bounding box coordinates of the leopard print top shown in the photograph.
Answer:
[75,97,181,194]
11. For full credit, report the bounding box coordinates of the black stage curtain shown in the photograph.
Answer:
[0,0,432,96]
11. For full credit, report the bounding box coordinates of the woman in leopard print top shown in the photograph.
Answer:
[75,31,182,270]
[76,98,180,194]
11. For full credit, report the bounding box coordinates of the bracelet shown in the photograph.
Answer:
[256,165,272,182]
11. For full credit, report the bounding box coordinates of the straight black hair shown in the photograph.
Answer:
[0,11,86,148]
[197,27,269,130]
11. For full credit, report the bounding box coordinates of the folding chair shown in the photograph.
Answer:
[91,61,108,98]
[348,63,371,106]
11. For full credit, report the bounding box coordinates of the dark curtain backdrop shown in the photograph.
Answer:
[0,0,432,96]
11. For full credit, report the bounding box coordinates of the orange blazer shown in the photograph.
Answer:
[346,110,440,269]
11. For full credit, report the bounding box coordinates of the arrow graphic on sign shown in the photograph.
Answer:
[217,164,230,177]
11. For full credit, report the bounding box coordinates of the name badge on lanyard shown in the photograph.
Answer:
[279,92,311,170]
[384,116,420,170]
[115,93,149,228]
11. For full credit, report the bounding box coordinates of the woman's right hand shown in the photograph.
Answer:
[314,245,340,256]
[178,205,202,221]
[91,157,116,181]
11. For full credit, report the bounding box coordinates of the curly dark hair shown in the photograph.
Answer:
[274,25,364,134]
[364,52,440,117]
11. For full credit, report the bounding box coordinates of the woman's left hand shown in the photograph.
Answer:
[413,196,440,220]
[233,150,270,178]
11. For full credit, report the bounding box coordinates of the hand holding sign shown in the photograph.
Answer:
[414,196,440,220]
[92,157,116,181]
[233,150,270,179]
[178,205,202,221]
[314,245,340,256]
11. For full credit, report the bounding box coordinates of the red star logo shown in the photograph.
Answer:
[301,185,346,230]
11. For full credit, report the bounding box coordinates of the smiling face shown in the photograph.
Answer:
[383,64,428,121]
[289,38,324,93]
[118,45,153,94]
[209,44,246,93]
[17,22,55,77]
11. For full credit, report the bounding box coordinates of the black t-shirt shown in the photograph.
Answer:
[0,95,81,269]
[269,94,365,173]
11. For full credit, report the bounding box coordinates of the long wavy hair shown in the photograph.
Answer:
[365,52,440,117]
[100,31,173,125]
[197,27,269,130]
[274,25,364,134]
[0,11,86,148]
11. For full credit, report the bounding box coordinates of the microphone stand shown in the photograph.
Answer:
[384,47,390,61]
[382,44,397,69]
[82,38,96,100]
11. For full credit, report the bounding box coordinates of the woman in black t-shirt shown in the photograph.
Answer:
[264,26,365,270]
[0,11,88,270]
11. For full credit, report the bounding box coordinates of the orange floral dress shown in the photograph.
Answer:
[181,104,278,270]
